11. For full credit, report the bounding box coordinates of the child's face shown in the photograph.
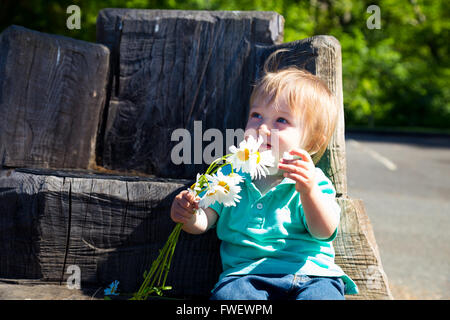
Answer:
[245,94,303,174]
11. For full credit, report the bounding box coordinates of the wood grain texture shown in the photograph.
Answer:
[0,169,391,299]
[0,168,221,298]
[95,10,346,197]
[335,198,393,299]
[0,25,110,170]
[252,36,347,197]
[96,9,284,179]
[0,10,389,300]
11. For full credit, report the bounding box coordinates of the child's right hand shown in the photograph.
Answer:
[170,190,200,224]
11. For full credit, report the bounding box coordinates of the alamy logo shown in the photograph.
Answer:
[170,121,279,165]
[366,5,381,29]
[66,5,81,30]
[66,265,81,289]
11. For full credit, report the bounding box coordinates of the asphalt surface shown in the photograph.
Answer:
[345,132,450,299]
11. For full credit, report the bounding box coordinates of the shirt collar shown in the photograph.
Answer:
[238,170,296,187]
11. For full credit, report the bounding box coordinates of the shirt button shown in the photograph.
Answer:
[256,203,263,210]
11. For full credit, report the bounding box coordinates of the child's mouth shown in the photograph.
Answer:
[260,143,272,150]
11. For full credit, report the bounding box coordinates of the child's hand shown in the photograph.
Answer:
[170,190,200,224]
[278,148,316,195]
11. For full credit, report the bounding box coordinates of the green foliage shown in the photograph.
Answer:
[1,0,448,129]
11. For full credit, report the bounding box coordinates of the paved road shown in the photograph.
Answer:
[345,132,450,299]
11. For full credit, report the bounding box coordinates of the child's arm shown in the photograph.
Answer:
[170,190,218,235]
[278,148,339,240]
[298,184,340,240]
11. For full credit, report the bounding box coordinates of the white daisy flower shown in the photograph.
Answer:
[190,173,203,192]
[199,171,242,208]
[228,135,275,180]
[226,171,244,185]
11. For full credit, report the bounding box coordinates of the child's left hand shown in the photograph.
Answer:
[278,148,316,195]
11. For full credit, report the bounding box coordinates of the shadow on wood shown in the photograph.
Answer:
[0,168,221,298]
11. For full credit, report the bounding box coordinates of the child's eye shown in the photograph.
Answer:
[277,117,288,124]
[250,112,262,119]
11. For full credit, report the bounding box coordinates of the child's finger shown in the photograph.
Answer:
[173,211,190,224]
[279,158,309,169]
[182,190,194,201]
[288,148,313,163]
[175,201,195,217]
[183,191,199,205]
[178,197,194,209]
[283,172,307,185]
[183,190,199,204]
[171,207,187,224]
[278,162,309,178]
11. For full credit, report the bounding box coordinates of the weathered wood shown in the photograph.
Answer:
[0,25,110,170]
[335,198,393,299]
[252,36,347,197]
[96,9,284,179]
[95,10,346,197]
[0,168,221,298]
[0,168,391,299]
[0,279,102,300]
[0,10,390,300]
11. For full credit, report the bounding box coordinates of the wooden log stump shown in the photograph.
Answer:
[0,168,392,299]
[96,9,284,179]
[0,25,110,170]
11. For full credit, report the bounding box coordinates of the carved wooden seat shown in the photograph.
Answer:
[0,10,392,299]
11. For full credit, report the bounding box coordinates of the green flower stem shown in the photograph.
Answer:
[155,226,179,287]
[205,154,231,175]
[133,153,233,300]
[161,225,181,287]
[133,223,183,300]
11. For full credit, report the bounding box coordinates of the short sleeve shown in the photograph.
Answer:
[315,168,337,198]
[301,168,341,242]
[209,201,224,217]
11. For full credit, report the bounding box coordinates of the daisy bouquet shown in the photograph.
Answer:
[131,136,274,300]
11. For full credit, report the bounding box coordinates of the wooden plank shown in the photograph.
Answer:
[0,168,391,299]
[96,9,284,179]
[0,168,221,298]
[0,279,102,300]
[335,198,393,299]
[0,25,110,170]
[252,36,347,197]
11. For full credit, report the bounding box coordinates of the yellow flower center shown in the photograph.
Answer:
[237,148,250,161]
[208,180,230,196]
[218,181,230,193]
[237,149,261,163]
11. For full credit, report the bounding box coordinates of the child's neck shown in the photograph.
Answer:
[253,173,283,195]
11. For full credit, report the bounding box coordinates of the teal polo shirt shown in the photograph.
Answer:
[209,166,358,295]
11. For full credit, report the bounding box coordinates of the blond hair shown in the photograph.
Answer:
[249,49,338,164]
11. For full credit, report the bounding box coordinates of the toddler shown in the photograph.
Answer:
[170,49,358,299]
